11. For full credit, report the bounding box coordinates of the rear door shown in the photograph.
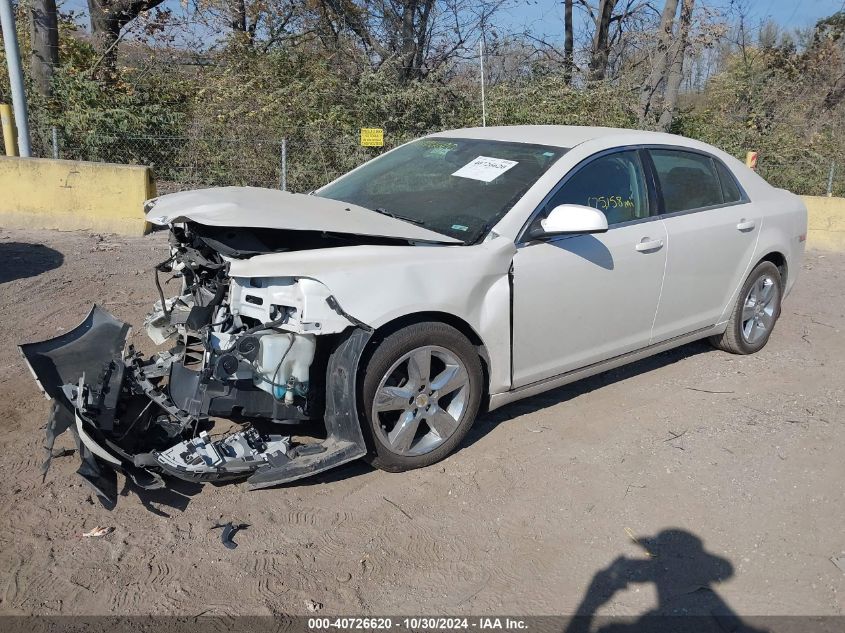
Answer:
[511,149,668,387]
[648,148,760,343]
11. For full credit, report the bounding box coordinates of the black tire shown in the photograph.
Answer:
[709,261,783,355]
[361,322,483,472]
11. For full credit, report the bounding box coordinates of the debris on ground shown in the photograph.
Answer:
[382,496,413,520]
[210,521,249,549]
[305,599,323,612]
[82,526,114,538]
[625,527,656,558]
[663,429,687,442]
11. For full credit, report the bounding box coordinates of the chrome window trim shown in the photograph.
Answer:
[658,199,748,220]
[515,143,751,246]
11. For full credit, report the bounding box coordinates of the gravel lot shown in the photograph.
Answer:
[0,227,842,618]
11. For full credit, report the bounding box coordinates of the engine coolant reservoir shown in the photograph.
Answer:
[254,332,317,401]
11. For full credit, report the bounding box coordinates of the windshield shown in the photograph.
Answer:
[316,137,566,243]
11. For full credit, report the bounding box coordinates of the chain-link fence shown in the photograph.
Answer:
[31,125,426,194]
[28,124,845,198]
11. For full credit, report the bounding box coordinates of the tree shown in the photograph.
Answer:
[814,10,845,110]
[316,1,509,81]
[564,0,574,84]
[221,0,306,51]
[636,0,679,125]
[87,0,168,78]
[656,0,694,131]
[29,0,59,96]
[588,0,617,81]
[229,0,251,43]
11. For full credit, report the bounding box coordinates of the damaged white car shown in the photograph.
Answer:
[21,125,807,505]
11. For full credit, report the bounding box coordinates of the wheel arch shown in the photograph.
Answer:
[755,251,788,286]
[358,311,492,412]
[717,248,790,329]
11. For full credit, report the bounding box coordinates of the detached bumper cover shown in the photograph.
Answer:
[20,305,370,507]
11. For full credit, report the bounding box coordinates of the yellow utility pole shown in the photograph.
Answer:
[0,104,18,156]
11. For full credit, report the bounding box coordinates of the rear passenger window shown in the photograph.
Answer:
[714,159,744,203]
[650,149,725,213]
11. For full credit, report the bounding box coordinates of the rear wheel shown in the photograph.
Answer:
[710,261,782,355]
[361,322,483,472]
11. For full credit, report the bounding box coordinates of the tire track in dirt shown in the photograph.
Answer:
[279,509,357,527]
[242,552,291,603]
[5,563,60,612]
[0,553,24,609]
[359,515,484,602]
[143,556,173,586]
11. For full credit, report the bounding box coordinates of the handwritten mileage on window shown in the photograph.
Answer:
[586,196,635,210]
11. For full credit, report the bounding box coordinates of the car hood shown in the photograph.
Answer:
[144,186,462,244]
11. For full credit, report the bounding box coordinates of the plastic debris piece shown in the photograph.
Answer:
[82,526,114,538]
[211,521,249,549]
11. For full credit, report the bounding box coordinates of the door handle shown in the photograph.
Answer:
[635,238,664,252]
[736,219,756,232]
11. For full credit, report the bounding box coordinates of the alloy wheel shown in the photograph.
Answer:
[371,345,470,456]
[740,274,780,345]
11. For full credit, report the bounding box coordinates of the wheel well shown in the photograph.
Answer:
[372,312,484,345]
[756,251,787,284]
[362,312,492,411]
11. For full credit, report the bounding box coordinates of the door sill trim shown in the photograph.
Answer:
[488,325,718,412]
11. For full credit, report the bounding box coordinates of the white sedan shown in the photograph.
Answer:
[21,125,807,502]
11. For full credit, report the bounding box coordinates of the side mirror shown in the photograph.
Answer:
[531,204,609,239]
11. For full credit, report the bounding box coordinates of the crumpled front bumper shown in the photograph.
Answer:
[20,305,370,507]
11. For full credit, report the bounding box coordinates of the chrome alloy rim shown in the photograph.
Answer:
[741,274,780,344]
[371,345,470,456]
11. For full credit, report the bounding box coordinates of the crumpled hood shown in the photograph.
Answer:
[144,186,462,244]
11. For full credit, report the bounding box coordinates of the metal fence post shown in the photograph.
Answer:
[827,161,835,197]
[279,138,287,191]
[0,0,31,156]
[51,126,58,159]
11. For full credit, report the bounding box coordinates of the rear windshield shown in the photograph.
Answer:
[317,137,566,242]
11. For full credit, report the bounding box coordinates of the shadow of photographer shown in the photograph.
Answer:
[566,528,769,633]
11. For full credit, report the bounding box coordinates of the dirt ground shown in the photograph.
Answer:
[0,227,842,618]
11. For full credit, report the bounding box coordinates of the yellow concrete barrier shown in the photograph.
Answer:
[802,196,845,252]
[0,157,840,248]
[0,156,155,236]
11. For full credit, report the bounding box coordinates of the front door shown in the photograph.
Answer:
[511,149,668,387]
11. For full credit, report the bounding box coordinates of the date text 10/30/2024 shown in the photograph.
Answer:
[308,618,528,630]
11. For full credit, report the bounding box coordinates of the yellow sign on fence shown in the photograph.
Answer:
[360,127,384,147]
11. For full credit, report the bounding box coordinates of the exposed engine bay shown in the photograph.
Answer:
[20,221,378,507]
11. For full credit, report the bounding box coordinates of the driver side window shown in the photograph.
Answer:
[546,150,650,226]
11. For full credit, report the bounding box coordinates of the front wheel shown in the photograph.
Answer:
[709,261,783,354]
[361,322,483,472]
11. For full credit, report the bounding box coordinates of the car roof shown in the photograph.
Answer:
[427,125,695,150]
